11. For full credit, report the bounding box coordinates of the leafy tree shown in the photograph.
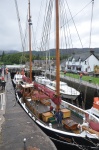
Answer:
[1,51,5,61]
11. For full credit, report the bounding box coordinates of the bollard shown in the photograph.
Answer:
[23,138,27,150]
[49,123,52,128]
[83,117,85,123]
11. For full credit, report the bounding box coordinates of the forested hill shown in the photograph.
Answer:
[45,48,99,57]
[0,48,99,57]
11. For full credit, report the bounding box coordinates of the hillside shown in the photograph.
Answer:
[0,48,99,57]
[0,50,19,55]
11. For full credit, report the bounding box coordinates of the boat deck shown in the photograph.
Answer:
[19,95,83,134]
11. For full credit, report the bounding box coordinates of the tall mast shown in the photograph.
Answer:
[55,0,60,110]
[28,0,32,81]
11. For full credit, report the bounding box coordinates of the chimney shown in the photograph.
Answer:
[90,49,94,55]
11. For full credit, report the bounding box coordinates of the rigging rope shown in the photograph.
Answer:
[61,1,92,28]
[60,0,73,50]
[89,0,94,49]
[34,0,44,50]
[36,0,92,50]
[40,0,53,51]
[14,0,24,51]
[65,0,83,48]
[60,0,79,90]
[14,0,28,64]
[40,0,50,51]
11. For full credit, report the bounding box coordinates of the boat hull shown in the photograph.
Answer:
[34,78,80,101]
[61,93,78,100]
[16,94,99,150]
[36,123,99,150]
[35,82,79,100]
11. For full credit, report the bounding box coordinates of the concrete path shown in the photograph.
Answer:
[0,74,57,150]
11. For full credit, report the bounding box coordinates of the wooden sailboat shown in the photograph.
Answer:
[14,0,99,150]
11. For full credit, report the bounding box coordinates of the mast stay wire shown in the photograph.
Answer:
[87,0,94,83]
[59,0,72,59]
[43,0,53,51]
[89,0,94,49]
[61,0,92,28]
[44,0,53,72]
[14,0,28,64]
[40,0,53,52]
[35,0,53,76]
[42,0,53,73]
[39,0,50,52]
[65,0,83,48]
[60,0,73,50]
[86,0,94,79]
[60,0,77,91]
[33,0,44,51]
[60,0,68,50]
[14,0,26,52]
[36,1,92,50]
[15,0,36,63]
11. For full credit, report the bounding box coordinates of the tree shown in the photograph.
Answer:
[1,51,5,61]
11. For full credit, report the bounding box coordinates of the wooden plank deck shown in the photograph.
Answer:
[23,96,83,133]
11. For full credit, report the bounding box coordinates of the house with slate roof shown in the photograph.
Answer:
[65,50,99,73]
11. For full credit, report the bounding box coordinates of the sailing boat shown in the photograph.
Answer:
[34,56,80,100]
[14,0,99,150]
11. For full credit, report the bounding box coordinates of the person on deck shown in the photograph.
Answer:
[5,68,8,79]
[49,106,55,115]
[50,105,53,112]
[79,73,83,82]
[1,76,6,90]
[55,109,63,127]
[64,71,66,77]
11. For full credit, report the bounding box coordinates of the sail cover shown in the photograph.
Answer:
[51,95,61,105]
[22,76,32,83]
[34,82,61,105]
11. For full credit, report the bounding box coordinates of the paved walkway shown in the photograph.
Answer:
[0,74,57,150]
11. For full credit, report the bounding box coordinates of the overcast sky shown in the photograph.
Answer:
[0,0,99,52]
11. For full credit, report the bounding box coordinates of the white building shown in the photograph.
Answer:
[65,51,99,73]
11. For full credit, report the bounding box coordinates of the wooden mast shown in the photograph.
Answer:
[55,0,60,110]
[28,0,32,81]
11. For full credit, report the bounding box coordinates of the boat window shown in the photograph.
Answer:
[60,83,67,86]
[50,83,52,86]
